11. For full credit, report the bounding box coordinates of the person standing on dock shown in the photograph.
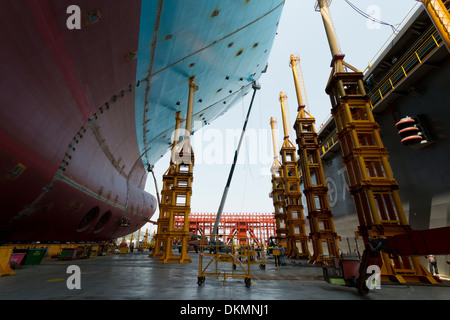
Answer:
[426,255,439,275]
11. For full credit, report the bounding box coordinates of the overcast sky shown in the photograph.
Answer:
[141,0,422,236]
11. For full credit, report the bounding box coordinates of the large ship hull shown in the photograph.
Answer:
[0,0,285,242]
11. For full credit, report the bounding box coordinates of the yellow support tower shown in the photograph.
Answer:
[278,92,310,260]
[317,0,437,284]
[269,117,288,249]
[0,248,15,276]
[150,78,198,263]
[148,112,182,259]
[421,0,450,52]
[290,54,340,266]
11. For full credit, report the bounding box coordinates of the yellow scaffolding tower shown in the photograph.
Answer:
[269,118,288,249]
[290,54,340,266]
[149,111,181,259]
[317,0,437,284]
[421,0,450,52]
[149,78,197,263]
[278,93,310,260]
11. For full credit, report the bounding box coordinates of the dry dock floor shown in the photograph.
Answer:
[1,251,449,301]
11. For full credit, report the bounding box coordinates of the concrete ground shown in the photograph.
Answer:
[1,250,449,301]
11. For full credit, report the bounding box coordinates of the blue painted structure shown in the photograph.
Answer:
[135,0,285,168]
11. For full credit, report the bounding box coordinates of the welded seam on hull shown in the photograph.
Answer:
[73,81,141,180]
[124,146,159,222]
[118,0,165,221]
[89,120,128,179]
[11,171,126,223]
[142,0,165,167]
[55,173,126,211]
[193,83,253,123]
[12,116,139,223]
[11,118,89,222]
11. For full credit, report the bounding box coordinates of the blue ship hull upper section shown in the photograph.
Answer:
[135,0,285,168]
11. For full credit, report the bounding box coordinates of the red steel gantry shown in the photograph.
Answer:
[177,212,276,245]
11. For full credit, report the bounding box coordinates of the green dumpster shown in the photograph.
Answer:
[13,248,47,265]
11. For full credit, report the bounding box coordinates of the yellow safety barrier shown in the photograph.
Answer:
[272,249,280,267]
[319,130,339,156]
[0,248,16,276]
[1,243,115,264]
[90,245,100,258]
[101,243,114,255]
[47,244,75,258]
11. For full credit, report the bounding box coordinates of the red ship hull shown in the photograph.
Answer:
[0,0,285,242]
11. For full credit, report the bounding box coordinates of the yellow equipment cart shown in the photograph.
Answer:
[197,235,254,287]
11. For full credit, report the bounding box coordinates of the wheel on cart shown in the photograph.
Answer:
[259,264,265,270]
[197,276,205,286]
[244,278,251,287]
